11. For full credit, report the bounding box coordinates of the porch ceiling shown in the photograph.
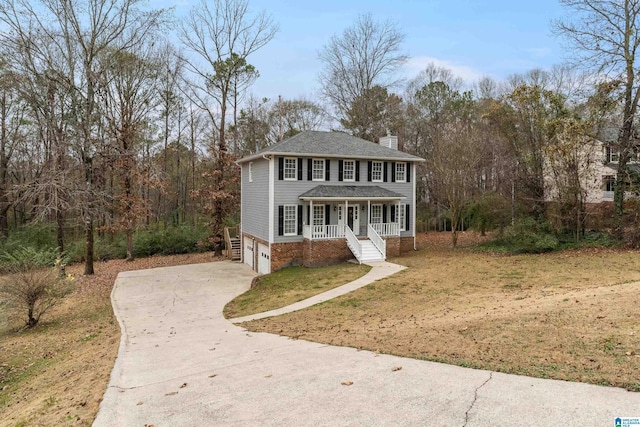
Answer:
[299,185,406,201]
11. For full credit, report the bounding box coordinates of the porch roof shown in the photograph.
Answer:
[299,185,406,201]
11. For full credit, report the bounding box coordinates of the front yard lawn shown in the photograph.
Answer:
[224,263,371,318]
[240,233,640,391]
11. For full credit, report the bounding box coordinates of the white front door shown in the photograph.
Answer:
[338,204,360,235]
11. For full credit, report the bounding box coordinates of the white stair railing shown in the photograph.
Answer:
[345,225,362,263]
[367,224,386,257]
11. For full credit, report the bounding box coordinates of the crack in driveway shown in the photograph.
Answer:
[463,371,493,427]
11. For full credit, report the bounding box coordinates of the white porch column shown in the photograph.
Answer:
[310,200,313,239]
[345,199,349,235]
[368,200,371,225]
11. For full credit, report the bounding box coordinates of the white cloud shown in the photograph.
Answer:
[404,56,486,85]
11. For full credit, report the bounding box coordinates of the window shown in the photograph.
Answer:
[398,203,406,231]
[395,162,406,182]
[284,157,297,180]
[313,205,325,226]
[283,205,297,235]
[371,204,382,224]
[343,160,355,181]
[604,175,616,192]
[312,159,325,181]
[248,162,253,182]
[606,146,619,163]
[371,161,383,182]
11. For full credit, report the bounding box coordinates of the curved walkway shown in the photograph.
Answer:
[94,261,639,427]
[230,261,405,323]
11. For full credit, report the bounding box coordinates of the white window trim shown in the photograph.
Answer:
[283,204,297,236]
[371,204,382,224]
[398,203,406,231]
[312,158,325,181]
[249,162,253,182]
[371,161,383,182]
[284,157,297,181]
[343,160,355,182]
[313,204,325,226]
[395,162,406,183]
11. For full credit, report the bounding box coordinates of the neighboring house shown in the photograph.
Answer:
[237,131,425,274]
[587,129,640,203]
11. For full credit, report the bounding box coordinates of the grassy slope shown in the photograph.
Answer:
[241,233,640,391]
[224,263,371,318]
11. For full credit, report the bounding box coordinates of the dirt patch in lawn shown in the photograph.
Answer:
[0,252,220,427]
[224,263,371,318]
[242,232,640,391]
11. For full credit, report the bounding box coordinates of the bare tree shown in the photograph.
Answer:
[0,59,28,239]
[0,0,166,274]
[180,0,277,254]
[180,0,277,153]
[319,13,408,121]
[554,0,640,237]
[99,44,162,261]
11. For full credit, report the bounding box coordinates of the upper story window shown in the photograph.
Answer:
[248,162,253,182]
[606,146,619,163]
[284,157,297,180]
[312,159,325,181]
[343,160,355,181]
[395,162,406,182]
[371,161,383,182]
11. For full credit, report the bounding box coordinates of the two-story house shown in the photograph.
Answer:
[237,131,425,274]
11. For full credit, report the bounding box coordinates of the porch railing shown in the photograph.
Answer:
[371,222,400,236]
[368,224,386,256]
[345,225,362,263]
[303,224,346,240]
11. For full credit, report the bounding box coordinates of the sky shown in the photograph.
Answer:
[166,0,570,102]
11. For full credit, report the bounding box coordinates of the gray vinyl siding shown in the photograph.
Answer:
[272,157,416,243]
[241,158,269,242]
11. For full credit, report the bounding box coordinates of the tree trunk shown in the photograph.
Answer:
[126,230,134,262]
[84,215,94,274]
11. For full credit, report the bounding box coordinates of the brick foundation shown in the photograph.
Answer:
[302,238,355,267]
[400,236,415,253]
[270,241,303,272]
[384,237,401,257]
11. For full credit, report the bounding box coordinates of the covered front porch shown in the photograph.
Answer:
[299,185,406,241]
[298,185,406,264]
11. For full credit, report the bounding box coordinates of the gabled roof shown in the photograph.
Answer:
[237,130,424,163]
[299,185,405,201]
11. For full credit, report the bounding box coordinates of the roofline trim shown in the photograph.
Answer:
[299,196,406,201]
[237,151,425,164]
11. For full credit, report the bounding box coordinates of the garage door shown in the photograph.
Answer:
[243,237,254,270]
[257,243,270,275]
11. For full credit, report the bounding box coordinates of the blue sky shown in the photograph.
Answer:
[168,0,568,101]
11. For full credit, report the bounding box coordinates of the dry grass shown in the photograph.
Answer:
[0,252,220,427]
[242,232,640,391]
[224,263,371,318]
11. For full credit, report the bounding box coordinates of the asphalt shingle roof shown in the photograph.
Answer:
[237,131,424,163]
[299,185,406,200]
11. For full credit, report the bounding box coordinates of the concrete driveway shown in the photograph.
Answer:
[93,261,639,426]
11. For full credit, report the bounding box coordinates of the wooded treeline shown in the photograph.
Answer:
[0,0,636,275]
